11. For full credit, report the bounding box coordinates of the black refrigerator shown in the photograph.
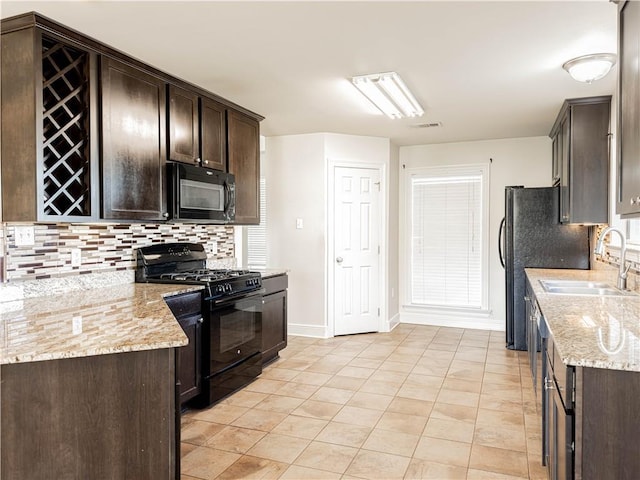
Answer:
[499,186,590,350]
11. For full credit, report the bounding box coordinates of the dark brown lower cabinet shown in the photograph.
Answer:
[262,274,288,364]
[543,326,640,480]
[165,291,203,406]
[1,349,177,480]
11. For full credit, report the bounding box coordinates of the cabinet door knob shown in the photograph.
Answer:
[203,159,209,165]
[197,317,204,324]
[194,158,201,164]
[162,212,169,218]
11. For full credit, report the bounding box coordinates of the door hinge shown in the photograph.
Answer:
[378,245,380,254]
[374,181,381,191]
[377,307,380,316]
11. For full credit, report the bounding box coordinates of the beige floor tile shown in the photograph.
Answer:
[345,449,410,479]
[430,402,478,424]
[376,358,414,380]
[397,383,440,402]
[332,405,384,427]
[404,372,445,389]
[437,388,480,408]
[294,440,358,473]
[206,425,266,454]
[479,393,524,415]
[292,399,343,420]
[360,378,402,396]
[442,377,483,394]
[315,421,372,447]
[216,455,288,480]
[413,437,471,467]
[243,378,288,394]
[386,397,433,417]
[246,432,310,463]
[274,381,319,399]
[473,424,527,452]
[323,374,366,391]
[404,459,468,479]
[279,465,342,479]
[180,475,201,480]
[337,365,376,379]
[362,428,420,457]
[466,469,529,479]
[347,391,393,410]
[349,356,384,369]
[291,370,332,386]
[376,411,427,435]
[180,442,198,459]
[220,390,269,408]
[260,366,301,381]
[181,446,241,480]
[309,386,355,405]
[468,444,530,478]
[231,409,288,432]
[190,404,248,425]
[270,414,328,439]
[253,394,305,414]
[476,407,525,428]
[180,420,226,446]
[423,417,475,443]
[181,325,552,479]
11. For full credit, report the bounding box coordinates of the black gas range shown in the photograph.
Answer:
[136,242,263,406]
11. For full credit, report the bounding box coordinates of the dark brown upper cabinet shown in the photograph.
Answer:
[101,57,167,221]
[168,85,227,171]
[1,26,100,222]
[2,12,262,224]
[549,96,611,225]
[617,1,640,217]
[228,110,260,224]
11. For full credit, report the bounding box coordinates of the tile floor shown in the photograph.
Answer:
[180,324,548,480]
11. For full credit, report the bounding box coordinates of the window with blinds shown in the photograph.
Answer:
[246,177,267,268]
[409,165,488,310]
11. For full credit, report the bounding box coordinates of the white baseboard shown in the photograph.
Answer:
[385,313,401,332]
[287,323,330,338]
[400,311,503,331]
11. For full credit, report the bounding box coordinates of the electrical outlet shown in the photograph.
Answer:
[14,225,35,246]
[72,316,83,335]
[296,218,304,229]
[71,248,82,267]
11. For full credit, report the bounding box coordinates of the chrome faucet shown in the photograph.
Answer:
[594,226,630,290]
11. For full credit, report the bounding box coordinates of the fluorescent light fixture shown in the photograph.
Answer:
[352,72,424,119]
[562,53,616,84]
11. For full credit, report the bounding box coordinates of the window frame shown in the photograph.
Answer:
[403,163,491,313]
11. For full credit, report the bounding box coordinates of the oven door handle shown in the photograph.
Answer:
[206,288,265,306]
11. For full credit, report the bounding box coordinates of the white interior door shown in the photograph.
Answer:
[333,166,381,335]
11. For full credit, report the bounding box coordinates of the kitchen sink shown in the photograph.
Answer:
[539,280,637,297]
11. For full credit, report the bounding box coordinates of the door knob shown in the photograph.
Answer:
[336,257,343,264]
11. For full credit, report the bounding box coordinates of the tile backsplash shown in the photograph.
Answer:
[1,223,235,283]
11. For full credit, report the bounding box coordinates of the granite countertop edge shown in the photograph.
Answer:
[525,268,640,373]
[0,283,204,366]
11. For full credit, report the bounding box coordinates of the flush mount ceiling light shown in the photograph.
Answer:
[351,72,424,119]
[562,53,617,84]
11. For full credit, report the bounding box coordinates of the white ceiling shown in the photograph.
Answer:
[1,1,617,146]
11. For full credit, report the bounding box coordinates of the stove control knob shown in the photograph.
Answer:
[215,285,225,294]
[225,283,232,293]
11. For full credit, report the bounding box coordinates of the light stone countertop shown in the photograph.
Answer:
[525,268,640,372]
[0,283,203,365]
[257,269,289,279]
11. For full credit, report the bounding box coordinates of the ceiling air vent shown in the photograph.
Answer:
[412,121,442,128]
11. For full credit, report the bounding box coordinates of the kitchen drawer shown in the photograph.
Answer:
[263,274,288,295]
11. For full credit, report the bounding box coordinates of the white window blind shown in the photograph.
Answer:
[410,169,485,309]
[246,177,267,268]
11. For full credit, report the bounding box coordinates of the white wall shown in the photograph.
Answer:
[265,133,392,337]
[399,136,552,330]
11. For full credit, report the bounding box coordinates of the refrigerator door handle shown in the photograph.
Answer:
[498,217,506,268]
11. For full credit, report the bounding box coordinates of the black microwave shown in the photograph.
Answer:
[168,163,235,223]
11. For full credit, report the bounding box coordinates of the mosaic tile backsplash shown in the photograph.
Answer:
[1,223,235,282]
